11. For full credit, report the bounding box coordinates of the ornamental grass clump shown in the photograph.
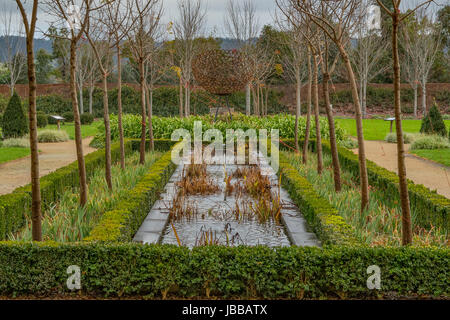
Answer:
[1,137,30,148]
[37,129,70,142]
[410,134,450,150]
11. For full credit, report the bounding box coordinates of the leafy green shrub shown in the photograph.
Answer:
[37,130,69,143]
[1,92,28,139]
[80,113,94,125]
[0,93,8,114]
[36,111,48,128]
[1,137,29,148]
[420,103,447,137]
[62,111,74,122]
[435,90,450,105]
[410,134,450,150]
[84,86,289,118]
[36,94,72,115]
[384,132,415,144]
[92,114,347,148]
[339,138,358,149]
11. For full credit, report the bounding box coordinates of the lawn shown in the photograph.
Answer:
[409,149,450,167]
[0,147,31,164]
[42,121,100,139]
[335,118,450,141]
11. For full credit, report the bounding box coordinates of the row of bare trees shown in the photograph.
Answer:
[16,0,171,241]
[274,0,437,246]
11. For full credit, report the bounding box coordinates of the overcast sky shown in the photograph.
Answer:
[0,0,447,38]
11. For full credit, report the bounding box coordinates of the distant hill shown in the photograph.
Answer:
[0,36,53,61]
[216,37,257,50]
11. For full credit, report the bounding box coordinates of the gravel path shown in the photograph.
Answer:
[0,137,96,195]
[353,140,450,199]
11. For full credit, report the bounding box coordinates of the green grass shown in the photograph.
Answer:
[0,147,30,164]
[409,149,450,167]
[41,121,100,139]
[335,118,450,141]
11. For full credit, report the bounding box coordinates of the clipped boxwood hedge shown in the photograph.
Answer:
[279,152,360,246]
[85,144,178,242]
[0,242,447,298]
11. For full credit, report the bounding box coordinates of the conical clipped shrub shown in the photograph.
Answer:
[1,92,29,139]
[420,102,447,137]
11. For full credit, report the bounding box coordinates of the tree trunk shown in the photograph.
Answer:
[25,30,42,241]
[102,72,112,190]
[323,72,342,192]
[421,77,427,115]
[146,82,154,151]
[413,85,418,118]
[79,83,84,115]
[312,54,323,175]
[117,47,125,170]
[393,14,412,245]
[363,78,367,118]
[70,42,88,206]
[179,78,183,117]
[89,83,94,114]
[246,82,251,116]
[294,69,301,152]
[359,78,364,117]
[303,51,312,165]
[139,60,146,164]
[184,82,190,117]
[338,44,369,211]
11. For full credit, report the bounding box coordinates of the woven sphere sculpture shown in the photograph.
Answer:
[192,49,252,96]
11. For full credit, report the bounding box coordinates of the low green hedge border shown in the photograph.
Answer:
[280,139,449,232]
[279,152,360,246]
[0,243,447,298]
[85,144,178,242]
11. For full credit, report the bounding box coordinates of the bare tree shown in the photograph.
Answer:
[127,0,162,162]
[281,0,370,211]
[16,0,41,241]
[225,0,260,116]
[275,16,307,150]
[85,0,129,190]
[173,0,206,117]
[145,37,170,151]
[401,27,421,117]
[44,0,95,206]
[249,41,275,117]
[376,0,436,245]
[401,7,441,116]
[349,2,389,118]
[0,8,26,96]
[84,45,100,114]
[75,42,95,115]
[106,0,134,170]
